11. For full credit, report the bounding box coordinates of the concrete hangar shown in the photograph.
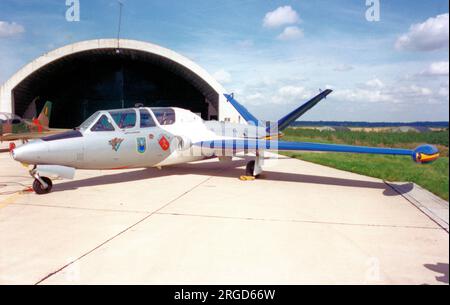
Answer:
[0,39,241,128]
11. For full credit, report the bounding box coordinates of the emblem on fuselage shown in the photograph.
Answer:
[137,137,147,154]
[158,135,170,151]
[109,138,124,152]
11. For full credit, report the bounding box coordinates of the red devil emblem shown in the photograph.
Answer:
[159,135,170,151]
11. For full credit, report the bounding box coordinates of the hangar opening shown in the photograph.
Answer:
[2,40,239,129]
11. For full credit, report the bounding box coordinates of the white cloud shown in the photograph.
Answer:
[334,81,438,105]
[438,83,449,98]
[0,21,25,38]
[365,78,385,88]
[278,85,311,100]
[245,93,264,103]
[334,88,394,103]
[405,85,433,96]
[395,13,449,51]
[263,6,300,28]
[181,35,448,120]
[213,69,232,84]
[271,85,313,105]
[421,61,449,76]
[277,26,304,41]
[333,64,354,72]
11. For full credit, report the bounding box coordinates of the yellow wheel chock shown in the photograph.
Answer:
[239,175,256,181]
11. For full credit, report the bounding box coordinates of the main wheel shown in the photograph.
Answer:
[246,160,256,177]
[32,177,53,195]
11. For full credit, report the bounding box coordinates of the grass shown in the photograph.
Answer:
[283,128,449,156]
[281,128,449,201]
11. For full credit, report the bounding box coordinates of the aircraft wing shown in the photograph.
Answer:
[194,139,440,164]
[1,129,68,142]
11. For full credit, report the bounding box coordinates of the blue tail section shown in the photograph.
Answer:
[225,89,332,131]
[277,89,332,131]
[224,94,261,126]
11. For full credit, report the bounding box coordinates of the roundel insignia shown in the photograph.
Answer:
[158,135,170,151]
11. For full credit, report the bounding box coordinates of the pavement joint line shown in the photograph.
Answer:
[13,202,149,215]
[385,181,449,233]
[155,212,442,230]
[34,175,215,285]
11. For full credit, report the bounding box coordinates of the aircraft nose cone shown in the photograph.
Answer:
[12,141,49,164]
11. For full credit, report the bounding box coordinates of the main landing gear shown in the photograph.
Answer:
[29,166,53,195]
[245,160,258,177]
[241,151,264,181]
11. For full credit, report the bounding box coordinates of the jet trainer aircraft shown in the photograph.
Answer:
[0,102,63,144]
[12,90,440,194]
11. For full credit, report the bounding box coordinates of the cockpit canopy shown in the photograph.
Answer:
[152,108,176,125]
[0,113,24,125]
[78,107,177,132]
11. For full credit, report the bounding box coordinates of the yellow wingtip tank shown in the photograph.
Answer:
[413,145,440,164]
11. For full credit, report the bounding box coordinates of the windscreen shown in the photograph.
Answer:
[91,115,115,132]
[78,111,100,131]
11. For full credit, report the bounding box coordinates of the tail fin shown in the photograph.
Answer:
[276,89,332,131]
[224,94,261,126]
[36,101,52,128]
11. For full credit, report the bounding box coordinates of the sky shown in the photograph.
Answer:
[0,0,448,122]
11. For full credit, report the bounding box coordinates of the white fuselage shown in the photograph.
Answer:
[12,107,264,170]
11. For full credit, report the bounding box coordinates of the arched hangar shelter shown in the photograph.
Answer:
[0,39,241,128]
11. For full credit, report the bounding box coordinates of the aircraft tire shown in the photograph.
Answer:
[245,160,258,177]
[33,177,53,195]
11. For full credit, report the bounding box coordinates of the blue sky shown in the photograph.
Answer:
[0,0,448,121]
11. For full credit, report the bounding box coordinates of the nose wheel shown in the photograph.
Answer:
[29,166,53,194]
[32,177,53,195]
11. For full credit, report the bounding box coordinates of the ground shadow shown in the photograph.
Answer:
[424,263,449,284]
[52,158,412,196]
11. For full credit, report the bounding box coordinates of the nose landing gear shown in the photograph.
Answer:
[29,166,53,195]
[32,177,53,195]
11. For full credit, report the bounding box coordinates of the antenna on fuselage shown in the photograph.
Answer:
[116,1,124,52]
